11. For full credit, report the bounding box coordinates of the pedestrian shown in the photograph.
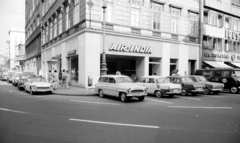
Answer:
[48,70,53,83]
[59,70,62,87]
[66,70,70,89]
[61,69,67,88]
[53,70,59,90]
[130,73,137,82]
[175,70,180,76]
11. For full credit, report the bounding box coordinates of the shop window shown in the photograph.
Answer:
[153,4,162,30]
[131,0,141,27]
[225,17,230,29]
[170,59,178,76]
[149,58,161,75]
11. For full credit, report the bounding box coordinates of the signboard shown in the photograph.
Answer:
[109,43,152,54]
[68,50,76,55]
[203,49,240,62]
[225,30,240,41]
[15,55,26,61]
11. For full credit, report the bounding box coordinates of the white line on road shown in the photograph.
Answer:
[19,93,29,95]
[146,98,173,104]
[168,106,233,109]
[70,100,121,106]
[0,107,29,114]
[69,118,159,129]
[204,95,224,98]
[177,97,201,101]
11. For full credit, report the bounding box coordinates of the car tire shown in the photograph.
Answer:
[169,94,174,98]
[181,89,188,96]
[30,88,34,95]
[213,91,220,95]
[120,92,127,102]
[155,90,163,98]
[203,88,210,95]
[99,90,104,98]
[230,86,239,94]
[18,85,21,90]
[138,96,145,101]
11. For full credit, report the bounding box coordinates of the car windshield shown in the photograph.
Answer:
[116,77,133,83]
[156,78,170,83]
[194,76,207,82]
[29,78,46,82]
[233,71,240,76]
[181,77,194,82]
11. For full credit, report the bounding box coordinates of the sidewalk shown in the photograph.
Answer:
[52,86,97,96]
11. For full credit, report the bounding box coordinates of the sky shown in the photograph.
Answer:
[0,0,25,54]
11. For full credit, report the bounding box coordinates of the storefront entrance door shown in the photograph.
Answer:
[70,56,78,83]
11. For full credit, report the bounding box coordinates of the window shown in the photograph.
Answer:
[73,0,79,25]
[225,40,230,52]
[54,18,57,37]
[209,12,223,27]
[204,11,209,24]
[140,78,146,83]
[203,36,208,49]
[238,42,240,52]
[222,71,230,77]
[153,4,162,30]
[46,25,49,43]
[147,78,155,83]
[106,0,113,23]
[99,77,108,82]
[131,0,141,27]
[225,17,230,29]
[36,16,40,27]
[232,19,238,31]
[171,8,180,33]
[49,22,53,40]
[59,13,62,34]
[108,78,116,83]
[189,13,198,36]
[66,6,69,30]
[232,0,240,5]
[238,20,240,31]
[42,28,45,44]
[233,42,237,52]
[213,71,222,76]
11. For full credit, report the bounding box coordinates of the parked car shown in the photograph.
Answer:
[12,72,23,86]
[95,75,147,102]
[195,68,240,94]
[7,71,15,83]
[167,76,205,96]
[188,75,224,95]
[135,76,181,98]
[24,77,53,95]
[0,72,8,81]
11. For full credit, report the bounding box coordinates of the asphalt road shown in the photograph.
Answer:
[0,81,240,143]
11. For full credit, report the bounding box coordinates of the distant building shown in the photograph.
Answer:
[202,0,240,68]
[7,27,25,70]
[25,0,41,75]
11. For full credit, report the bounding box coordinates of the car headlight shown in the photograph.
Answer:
[127,88,131,93]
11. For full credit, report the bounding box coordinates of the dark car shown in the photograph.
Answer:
[167,76,205,96]
[188,75,224,95]
[195,68,240,94]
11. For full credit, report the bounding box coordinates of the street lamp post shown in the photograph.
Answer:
[101,0,107,75]
[87,0,94,28]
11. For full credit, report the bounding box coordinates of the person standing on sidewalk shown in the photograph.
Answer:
[48,70,53,83]
[66,70,70,89]
[53,70,59,90]
[61,70,66,88]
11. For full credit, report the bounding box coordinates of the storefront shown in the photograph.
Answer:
[42,32,199,88]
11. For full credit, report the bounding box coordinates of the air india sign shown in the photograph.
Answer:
[109,43,152,54]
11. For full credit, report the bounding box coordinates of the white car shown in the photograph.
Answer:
[24,77,53,95]
[95,75,147,102]
[135,76,182,98]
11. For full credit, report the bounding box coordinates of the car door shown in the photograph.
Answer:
[145,78,157,94]
[107,78,118,96]
[136,78,147,91]
[99,77,109,95]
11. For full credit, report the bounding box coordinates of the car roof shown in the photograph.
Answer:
[140,76,166,78]
[100,75,129,78]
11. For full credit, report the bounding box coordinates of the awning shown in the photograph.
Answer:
[48,57,58,64]
[230,62,240,68]
[204,61,232,68]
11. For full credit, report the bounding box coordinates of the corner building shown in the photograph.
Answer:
[41,0,201,88]
[202,0,240,68]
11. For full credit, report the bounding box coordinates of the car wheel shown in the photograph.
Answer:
[138,96,145,101]
[155,90,163,98]
[230,86,239,94]
[203,88,210,95]
[18,85,21,90]
[181,89,188,96]
[99,90,104,98]
[120,92,127,102]
[169,94,174,98]
[30,88,34,95]
[213,91,220,95]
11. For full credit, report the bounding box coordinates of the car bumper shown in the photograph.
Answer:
[32,89,53,92]
[210,89,223,91]
[127,92,147,97]
[191,88,204,93]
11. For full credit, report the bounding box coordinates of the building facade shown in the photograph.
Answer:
[25,0,42,75]
[40,0,201,88]
[7,28,25,70]
[202,0,240,68]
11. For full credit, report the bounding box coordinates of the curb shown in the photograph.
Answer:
[52,92,97,96]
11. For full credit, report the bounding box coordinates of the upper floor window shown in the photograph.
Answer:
[232,0,240,6]
[232,19,238,31]
[49,21,53,40]
[106,0,114,23]
[65,6,69,30]
[225,17,230,29]
[238,20,240,31]
[171,8,180,33]
[189,12,198,36]
[225,40,231,52]
[73,0,80,25]
[54,17,57,38]
[131,0,141,27]
[153,4,162,30]
[59,13,62,34]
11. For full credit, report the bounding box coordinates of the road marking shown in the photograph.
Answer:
[19,93,29,95]
[69,118,159,129]
[168,106,233,109]
[177,97,201,101]
[70,100,121,106]
[0,107,28,114]
[146,98,173,104]
[205,96,224,98]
